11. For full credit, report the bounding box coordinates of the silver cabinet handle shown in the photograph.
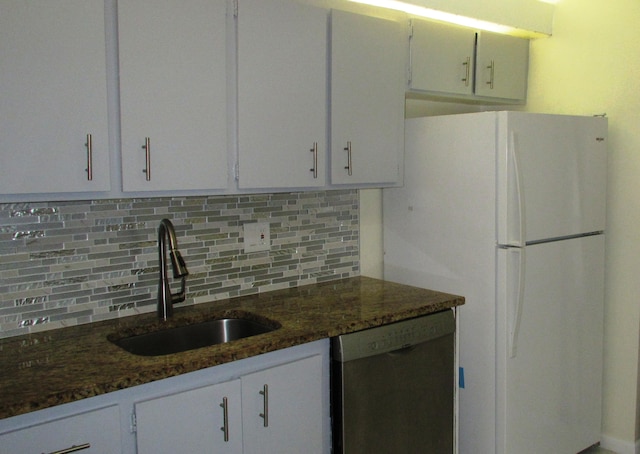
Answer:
[259,384,269,427]
[85,134,93,181]
[486,60,495,89]
[462,56,471,87]
[309,143,318,179]
[220,396,230,442]
[45,443,91,454]
[344,141,353,176]
[142,137,151,181]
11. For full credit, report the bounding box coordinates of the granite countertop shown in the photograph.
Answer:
[0,276,463,420]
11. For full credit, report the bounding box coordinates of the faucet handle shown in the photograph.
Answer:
[171,275,188,304]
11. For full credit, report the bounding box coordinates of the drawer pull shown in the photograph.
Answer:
[45,443,91,454]
[220,396,230,442]
[85,134,93,181]
[309,142,318,179]
[462,56,471,87]
[486,60,495,89]
[259,384,269,427]
[142,137,151,181]
[344,141,353,176]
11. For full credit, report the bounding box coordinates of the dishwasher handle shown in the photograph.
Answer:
[387,345,416,356]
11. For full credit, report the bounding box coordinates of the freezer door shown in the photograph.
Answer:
[497,112,607,245]
[496,235,604,454]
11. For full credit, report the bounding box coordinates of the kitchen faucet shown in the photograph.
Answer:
[157,219,189,320]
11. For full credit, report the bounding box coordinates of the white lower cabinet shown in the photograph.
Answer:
[135,379,243,453]
[241,355,323,453]
[0,341,329,454]
[134,355,323,454]
[0,405,121,453]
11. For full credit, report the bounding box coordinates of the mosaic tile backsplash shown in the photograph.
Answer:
[0,190,359,338]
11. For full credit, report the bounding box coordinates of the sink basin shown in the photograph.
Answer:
[111,317,279,356]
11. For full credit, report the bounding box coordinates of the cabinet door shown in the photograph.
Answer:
[408,19,475,96]
[242,355,323,453]
[330,10,404,185]
[118,0,228,192]
[0,0,110,195]
[237,0,327,189]
[0,405,121,453]
[475,31,529,101]
[135,379,242,454]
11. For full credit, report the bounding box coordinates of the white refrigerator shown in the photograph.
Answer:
[383,111,606,454]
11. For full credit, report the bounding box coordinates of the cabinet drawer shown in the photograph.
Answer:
[0,405,121,453]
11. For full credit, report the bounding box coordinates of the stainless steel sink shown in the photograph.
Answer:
[111,317,279,356]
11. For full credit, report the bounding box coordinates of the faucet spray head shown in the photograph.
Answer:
[170,251,189,278]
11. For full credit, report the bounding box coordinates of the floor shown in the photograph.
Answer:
[581,446,616,454]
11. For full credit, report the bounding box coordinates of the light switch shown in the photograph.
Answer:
[243,222,270,253]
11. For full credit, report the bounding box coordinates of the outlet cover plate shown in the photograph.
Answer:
[244,222,270,253]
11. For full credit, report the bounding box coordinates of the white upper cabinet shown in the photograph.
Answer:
[409,20,476,97]
[118,0,228,192]
[237,0,327,189]
[409,19,529,103]
[330,10,405,185]
[0,0,110,195]
[3,0,532,198]
[474,31,529,101]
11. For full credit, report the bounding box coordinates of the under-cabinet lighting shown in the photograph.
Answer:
[348,0,550,38]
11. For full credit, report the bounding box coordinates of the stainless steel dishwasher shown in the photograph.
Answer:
[331,310,455,453]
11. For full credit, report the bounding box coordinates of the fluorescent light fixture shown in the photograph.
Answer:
[348,0,550,38]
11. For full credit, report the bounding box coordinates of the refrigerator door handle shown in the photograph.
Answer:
[508,246,526,358]
[507,131,526,247]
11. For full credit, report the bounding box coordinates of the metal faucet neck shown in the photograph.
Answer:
[158,219,188,320]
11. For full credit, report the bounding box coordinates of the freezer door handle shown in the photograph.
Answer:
[507,246,526,358]
[506,131,526,247]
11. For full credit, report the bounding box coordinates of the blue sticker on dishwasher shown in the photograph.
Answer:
[459,367,465,388]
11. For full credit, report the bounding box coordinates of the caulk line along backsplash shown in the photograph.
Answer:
[0,190,359,339]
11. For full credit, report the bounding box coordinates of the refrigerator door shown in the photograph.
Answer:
[496,235,604,454]
[497,112,607,246]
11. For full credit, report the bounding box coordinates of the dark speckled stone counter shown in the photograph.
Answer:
[0,276,463,419]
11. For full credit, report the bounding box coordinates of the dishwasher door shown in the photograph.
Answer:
[331,310,455,454]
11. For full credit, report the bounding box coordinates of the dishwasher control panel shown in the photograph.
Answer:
[332,310,455,362]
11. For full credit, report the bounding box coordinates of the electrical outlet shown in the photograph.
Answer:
[243,222,270,253]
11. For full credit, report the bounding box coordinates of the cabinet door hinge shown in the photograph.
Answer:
[130,411,137,433]
[233,0,238,18]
